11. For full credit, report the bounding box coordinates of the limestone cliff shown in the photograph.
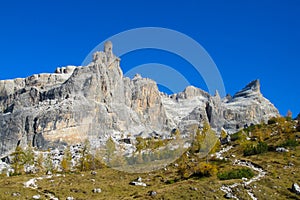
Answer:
[0,42,279,157]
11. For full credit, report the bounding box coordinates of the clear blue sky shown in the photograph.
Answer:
[0,0,299,117]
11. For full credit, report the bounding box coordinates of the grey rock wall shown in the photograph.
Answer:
[0,42,279,157]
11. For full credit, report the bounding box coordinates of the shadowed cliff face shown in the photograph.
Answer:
[0,42,279,157]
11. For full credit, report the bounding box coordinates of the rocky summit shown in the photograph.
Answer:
[0,41,279,158]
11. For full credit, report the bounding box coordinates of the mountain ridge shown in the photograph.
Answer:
[0,41,279,158]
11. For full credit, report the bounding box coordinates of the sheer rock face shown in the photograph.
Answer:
[0,42,279,157]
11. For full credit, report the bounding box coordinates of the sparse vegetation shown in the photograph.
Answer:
[0,116,299,199]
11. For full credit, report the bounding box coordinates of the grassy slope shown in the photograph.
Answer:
[0,118,299,200]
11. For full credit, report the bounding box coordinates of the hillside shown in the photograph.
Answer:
[0,116,299,199]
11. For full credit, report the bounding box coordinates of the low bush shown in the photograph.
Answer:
[243,142,268,156]
[230,132,240,141]
[280,138,298,148]
[193,162,218,178]
[268,117,277,125]
[165,179,180,184]
[230,131,246,142]
[217,168,254,180]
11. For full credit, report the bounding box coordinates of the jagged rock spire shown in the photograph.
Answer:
[93,41,117,64]
[104,41,113,54]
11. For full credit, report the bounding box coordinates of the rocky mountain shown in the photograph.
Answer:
[0,41,279,158]
[162,79,279,135]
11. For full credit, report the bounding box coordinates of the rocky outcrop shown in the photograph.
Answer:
[163,79,279,134]
[0,41,279,157]
[0,41,170,157]
[222,79,279,133]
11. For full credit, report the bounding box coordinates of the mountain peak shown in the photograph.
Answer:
[232,79,261,99]
[246,79,260,93]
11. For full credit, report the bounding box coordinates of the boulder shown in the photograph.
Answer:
[292,183,300,195]
[32,195,41,199]
[276,147,289,152]
[137,177,142,182]
[224,192,234,199]
[220,136,231,145]
[24,178,37,189]
[149,191,157,197]
[46,170,53,175]
[130,181,147,187]
[11,192,21,197]
[130,177,147,187]
[92,188,102,193]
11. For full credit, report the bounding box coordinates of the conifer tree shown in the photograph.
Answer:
[11,146,25,175]
[105,137,116,164]
[23,144,35,174]
[286,110,292,120]
[44,151,54,174]
[36,153,44,173]
[91,149,105,170]
[135,136,146,154]
[77,139,93,171]
[24,145,34,164]
[220,129,227,139]
[297,114,300,131]
[61,146,72,173]
[191,128,205,153]
[110,153,126,167]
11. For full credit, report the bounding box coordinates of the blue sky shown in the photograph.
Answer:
[0,0,299,116]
